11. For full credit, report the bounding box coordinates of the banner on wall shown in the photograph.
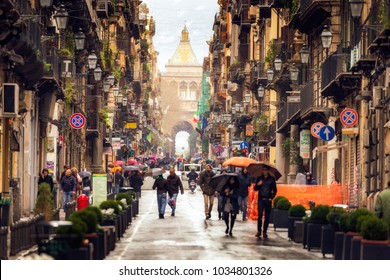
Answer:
[92,174,107,207]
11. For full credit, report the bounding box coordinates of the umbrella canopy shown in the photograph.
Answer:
[247,162,282,181]
[122,165,140,172]
[222,157,256,167]
[127,159,139,165]
[115,160,124,166]
[209,173,239,192]
[144,168,164,177]
[79,171,91,178]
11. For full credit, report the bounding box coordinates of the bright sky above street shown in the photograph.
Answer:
[142,0,219,72]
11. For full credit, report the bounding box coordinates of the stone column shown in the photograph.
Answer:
[276,132,286,183]
[287,124,299,184]
[91,135,104,173]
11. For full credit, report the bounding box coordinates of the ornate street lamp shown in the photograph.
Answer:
[113,87,119,99]
[232,106,236,115]
[244,91,251,104]
[266,68,274,82]
[40,0,53,7]
[87,51,98,70]
[93,65,102,81]
[349,0,364,18]
[54,5,69,31]
[117,94,123,104]
[320,25,333,50]
[289,63,299,82]
[103,80,111,93]
[74,28,86,51]
[122,96,128,107]
[235,103,240,114]
[257,85,265,98]
[300,44,310,64]
[107,74,115,86]
[274,57,282,71]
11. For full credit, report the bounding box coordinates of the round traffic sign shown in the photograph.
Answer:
[311,122,324,138]
[340,108,358,127]
[319,125,335,142]
[69,113,86,129]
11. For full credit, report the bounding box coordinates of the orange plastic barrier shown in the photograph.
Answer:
[248,184,348,220]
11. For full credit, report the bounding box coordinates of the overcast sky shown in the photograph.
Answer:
[143,0,219,72]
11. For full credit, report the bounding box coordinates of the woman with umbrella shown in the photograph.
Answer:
[220,175,240,236]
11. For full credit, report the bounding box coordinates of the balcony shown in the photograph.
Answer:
[238,1,251,33]
[289,0,339,34]
[249,62,267,90]
[321,53,362,102]
[229,62,246,84]
[277,97,301,132]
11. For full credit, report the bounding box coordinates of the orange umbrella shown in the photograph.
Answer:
[222,157,256,168]
[247,162,282,181]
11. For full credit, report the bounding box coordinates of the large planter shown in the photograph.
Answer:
[84,232,105,260]
[55,246,90,260]
[293,220,304,243]
[273,209,289,230]
[307,223,325,251]
[269,208,274,224]
[303,220,308,249]
[127,205,132,225]
[342,232,359,260]
[321,225,335,257]
[288,216,302,240]
[132,200,139,217]
[360,239,390,260]
[351,235,362,260]
[1,204,10,227]
[334,232,345,260]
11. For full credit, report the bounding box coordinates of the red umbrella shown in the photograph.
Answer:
[127,159,139,165]
[115,160,124,166]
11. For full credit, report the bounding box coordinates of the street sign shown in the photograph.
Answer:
[319,125,335,142]
[240,141,249,150]
[69,113,86,129]
[311,122,324,138]
[246,124,254,136]
[300,129,311,159]
[340,108,358,127]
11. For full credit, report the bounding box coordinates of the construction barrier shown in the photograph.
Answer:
[247,183,348,220]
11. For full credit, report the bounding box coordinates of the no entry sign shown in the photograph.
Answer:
[69,113,86,129]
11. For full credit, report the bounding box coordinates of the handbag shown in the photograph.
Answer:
[168,197,175,208]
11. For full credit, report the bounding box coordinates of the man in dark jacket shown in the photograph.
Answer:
[130,171,144,200]
[199,164,216,219]
[60,169,76,211]
[38,168,54,195]
[152,175,169,219]
[238,167,252,221]
[166,168,184,216]
[254,165,277,239]
[114,170,124,194]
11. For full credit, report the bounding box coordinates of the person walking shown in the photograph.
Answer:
[60,165,70,182]
[199,164,216,219]
[81,175,92,197]
[186,167,199,193]
[130,170,144,200]
[107,171,113,194]
[113,169,124,194]
[216,168,228,220]
[238,167,252,221]
[220,176,240,236]
[71,167,82,195]
[305,173,318,185]
[38,168,54,196]
[152,175,169,219]
[166,168,184,216]
[254,165,277,239]
[60,169,76,211]
[375,179,390,237]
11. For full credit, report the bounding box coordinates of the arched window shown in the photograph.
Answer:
[180,81,187,99]
[189,82,197,100]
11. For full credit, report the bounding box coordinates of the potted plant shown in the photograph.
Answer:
[116,193,133,227]
[307,204,330,251]
[100,200,121,240]
[273,197,291,230]
[360,216,390,260]
[288,204,306,241]
[0,197,11,227]
[333,212,350,259]
[342,208,374,260]
[322,207,346,258]
[271,195,288,224]
[34,183,54,222]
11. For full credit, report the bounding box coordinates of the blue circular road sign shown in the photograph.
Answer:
[319,125,335,142]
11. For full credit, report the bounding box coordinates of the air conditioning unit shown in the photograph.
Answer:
[1,83,19,117]
[96,0,109,18]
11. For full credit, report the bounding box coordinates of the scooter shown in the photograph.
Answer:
[189,180,197,193]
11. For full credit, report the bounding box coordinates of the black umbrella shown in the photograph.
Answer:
[79,171,91,178]
[209,173,239,192]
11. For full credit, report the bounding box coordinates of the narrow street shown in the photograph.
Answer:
[105,178,323,260]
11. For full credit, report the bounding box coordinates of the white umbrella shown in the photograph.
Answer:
[145,168,164,177]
